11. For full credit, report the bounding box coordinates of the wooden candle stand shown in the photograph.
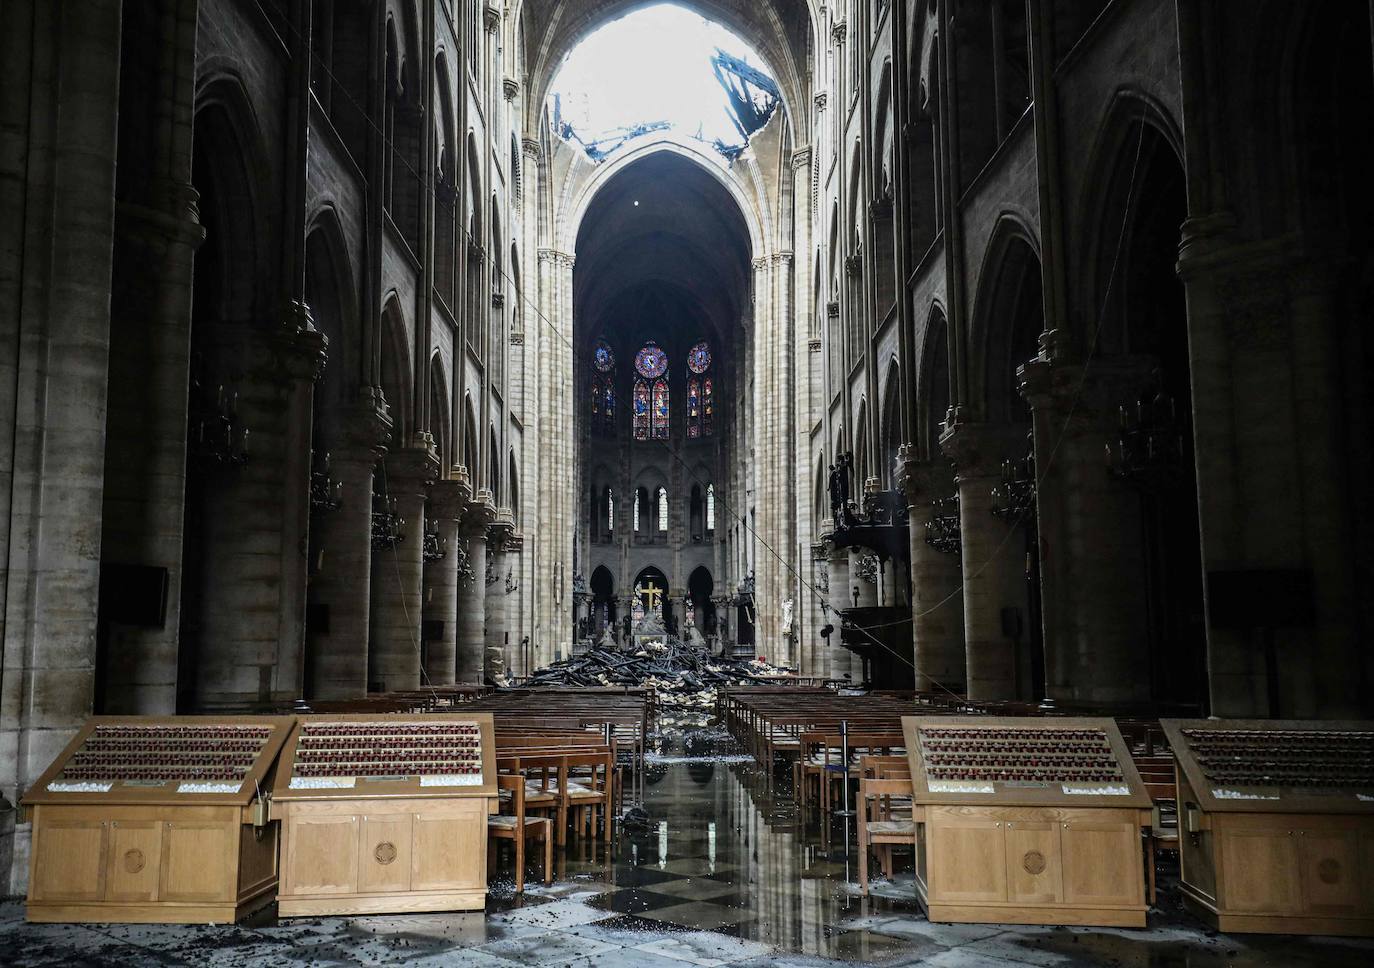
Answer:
[1162,718,1374,936]
[269,713,498,916]
[21,715,293,924]
[902,716,1152,927]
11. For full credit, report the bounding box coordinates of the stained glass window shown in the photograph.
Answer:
[687,341,711,374]
[591,375,616,436]
[687,377,702,439]
[703,376,714,436]
[602,381,615,430]
[633,489,641,531]
[635,343,668,379]
[607,488,615,532]
[633,380,651,440]
[657,487,668,532]
[706,484,716,531]
[594,340,616,372]
[652,378,669,439]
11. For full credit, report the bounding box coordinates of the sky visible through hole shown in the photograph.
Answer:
[549,3,778,159]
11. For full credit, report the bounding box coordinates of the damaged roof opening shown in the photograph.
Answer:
[549,3,781,162]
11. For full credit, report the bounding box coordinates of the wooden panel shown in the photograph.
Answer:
[31,816,108,903]
[160,821,235,903]
[927,811,1007,904]
[360,814,412,894]
[1218,827,1300,914]
[411,804,485,891]
[284,813,359,896]
[1004,820,1062,905]
[1299,828,1362,916]
[1061,819,1140,907]
[237,823,279,900]
[105,820,162,903]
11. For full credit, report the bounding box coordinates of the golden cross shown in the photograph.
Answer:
[641,580,664,612]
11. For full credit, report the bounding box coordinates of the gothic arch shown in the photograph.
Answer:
[378,295,412,442]
[967,217,1043,423]
[429,354,452,471]
[917,303,951,459]
[304,207,361,403]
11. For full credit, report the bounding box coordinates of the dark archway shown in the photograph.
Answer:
[590,564,616,640]
[688,565,716,638]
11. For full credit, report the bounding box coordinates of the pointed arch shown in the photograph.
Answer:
[379,295,412,443]
[967,217,1043,422]
[429,354,451,471]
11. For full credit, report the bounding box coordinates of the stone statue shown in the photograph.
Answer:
[782,597,794,635]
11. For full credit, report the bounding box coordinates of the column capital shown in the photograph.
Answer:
[461,489,498,535]
[483,3,501,32]
[502,77,520,101]
[896,446,956,507]
[1018,354,1156,427]
[427,479,471,520]
[790,147,812,170]
[337,391,394,454]
[522,138,542,158]
[939,421,1027,478]
[384,446,441,492]
[814,91,828,112]
[832,21,848,44]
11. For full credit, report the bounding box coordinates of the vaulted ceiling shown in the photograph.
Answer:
[573,152,752,357]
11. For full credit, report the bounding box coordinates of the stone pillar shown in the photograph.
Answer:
[456,492,496,683]
[99,178,202,715]
[941,422,1030,701]
[900,448,966,694]
[306,397,390,699]
[484,510,514,680]
[827,547,854,681]
[367,448,439,693]
[0,0,124,893]
[1020,350,1154,705]
[421,476,470,687]
[193,320,326,711]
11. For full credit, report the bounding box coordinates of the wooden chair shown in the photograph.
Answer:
[1135,753,1179,905]
[489,774,554,893]
[561,750,614,842]
[856,756,917,896]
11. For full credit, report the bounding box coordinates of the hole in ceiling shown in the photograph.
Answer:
[549,3,780,162]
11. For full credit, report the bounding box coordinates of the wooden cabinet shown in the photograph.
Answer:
[271,714,498,916]
[1164,718,1374,936]
[905,717,1151,928]
[22,716,291,923]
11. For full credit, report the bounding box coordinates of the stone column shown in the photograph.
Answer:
[941,422,1030,700]
[900,448,967,694]
[484,510,515,680]
[367,447,439,692]
[827,547,854,681]
[306,396,391,699]
[193,320,326,711]
[0,0,124,893]
[421,476,471,687]
[456,492,496,683]
[1020,350,1154,705]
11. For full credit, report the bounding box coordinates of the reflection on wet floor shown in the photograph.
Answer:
[4,725,1374,966]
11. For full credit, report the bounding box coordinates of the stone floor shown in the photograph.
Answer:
[4,727,1374,966]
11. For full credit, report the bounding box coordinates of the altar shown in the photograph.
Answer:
[631,578,669,650]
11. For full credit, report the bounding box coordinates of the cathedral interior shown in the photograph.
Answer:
[2,1,1374,965]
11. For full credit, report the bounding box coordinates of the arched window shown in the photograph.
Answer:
[590,339,616,436]
[656,486,669,533]
[706,484,716,532]
[607,488,615,534]
[633,342,669,440]
[687,340,712,438]
[633,487,644,532]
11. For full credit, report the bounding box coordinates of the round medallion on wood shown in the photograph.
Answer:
[1022,850,1047,876]
[1318,858,1342,885]
[123,848,146,874]
[374,841,398,865]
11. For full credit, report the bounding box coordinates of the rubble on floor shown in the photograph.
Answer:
[518,640,790,730]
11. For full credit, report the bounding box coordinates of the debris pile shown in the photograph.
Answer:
[518,639,792,730]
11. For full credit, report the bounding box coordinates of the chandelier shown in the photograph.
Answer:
[188,356,249,472]
[309,451,343,514]
[422,524,447,562]
[371,492,405,550]
[991,435,1036,522]
[1105,375,1185,491]
[925,494,961,555]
